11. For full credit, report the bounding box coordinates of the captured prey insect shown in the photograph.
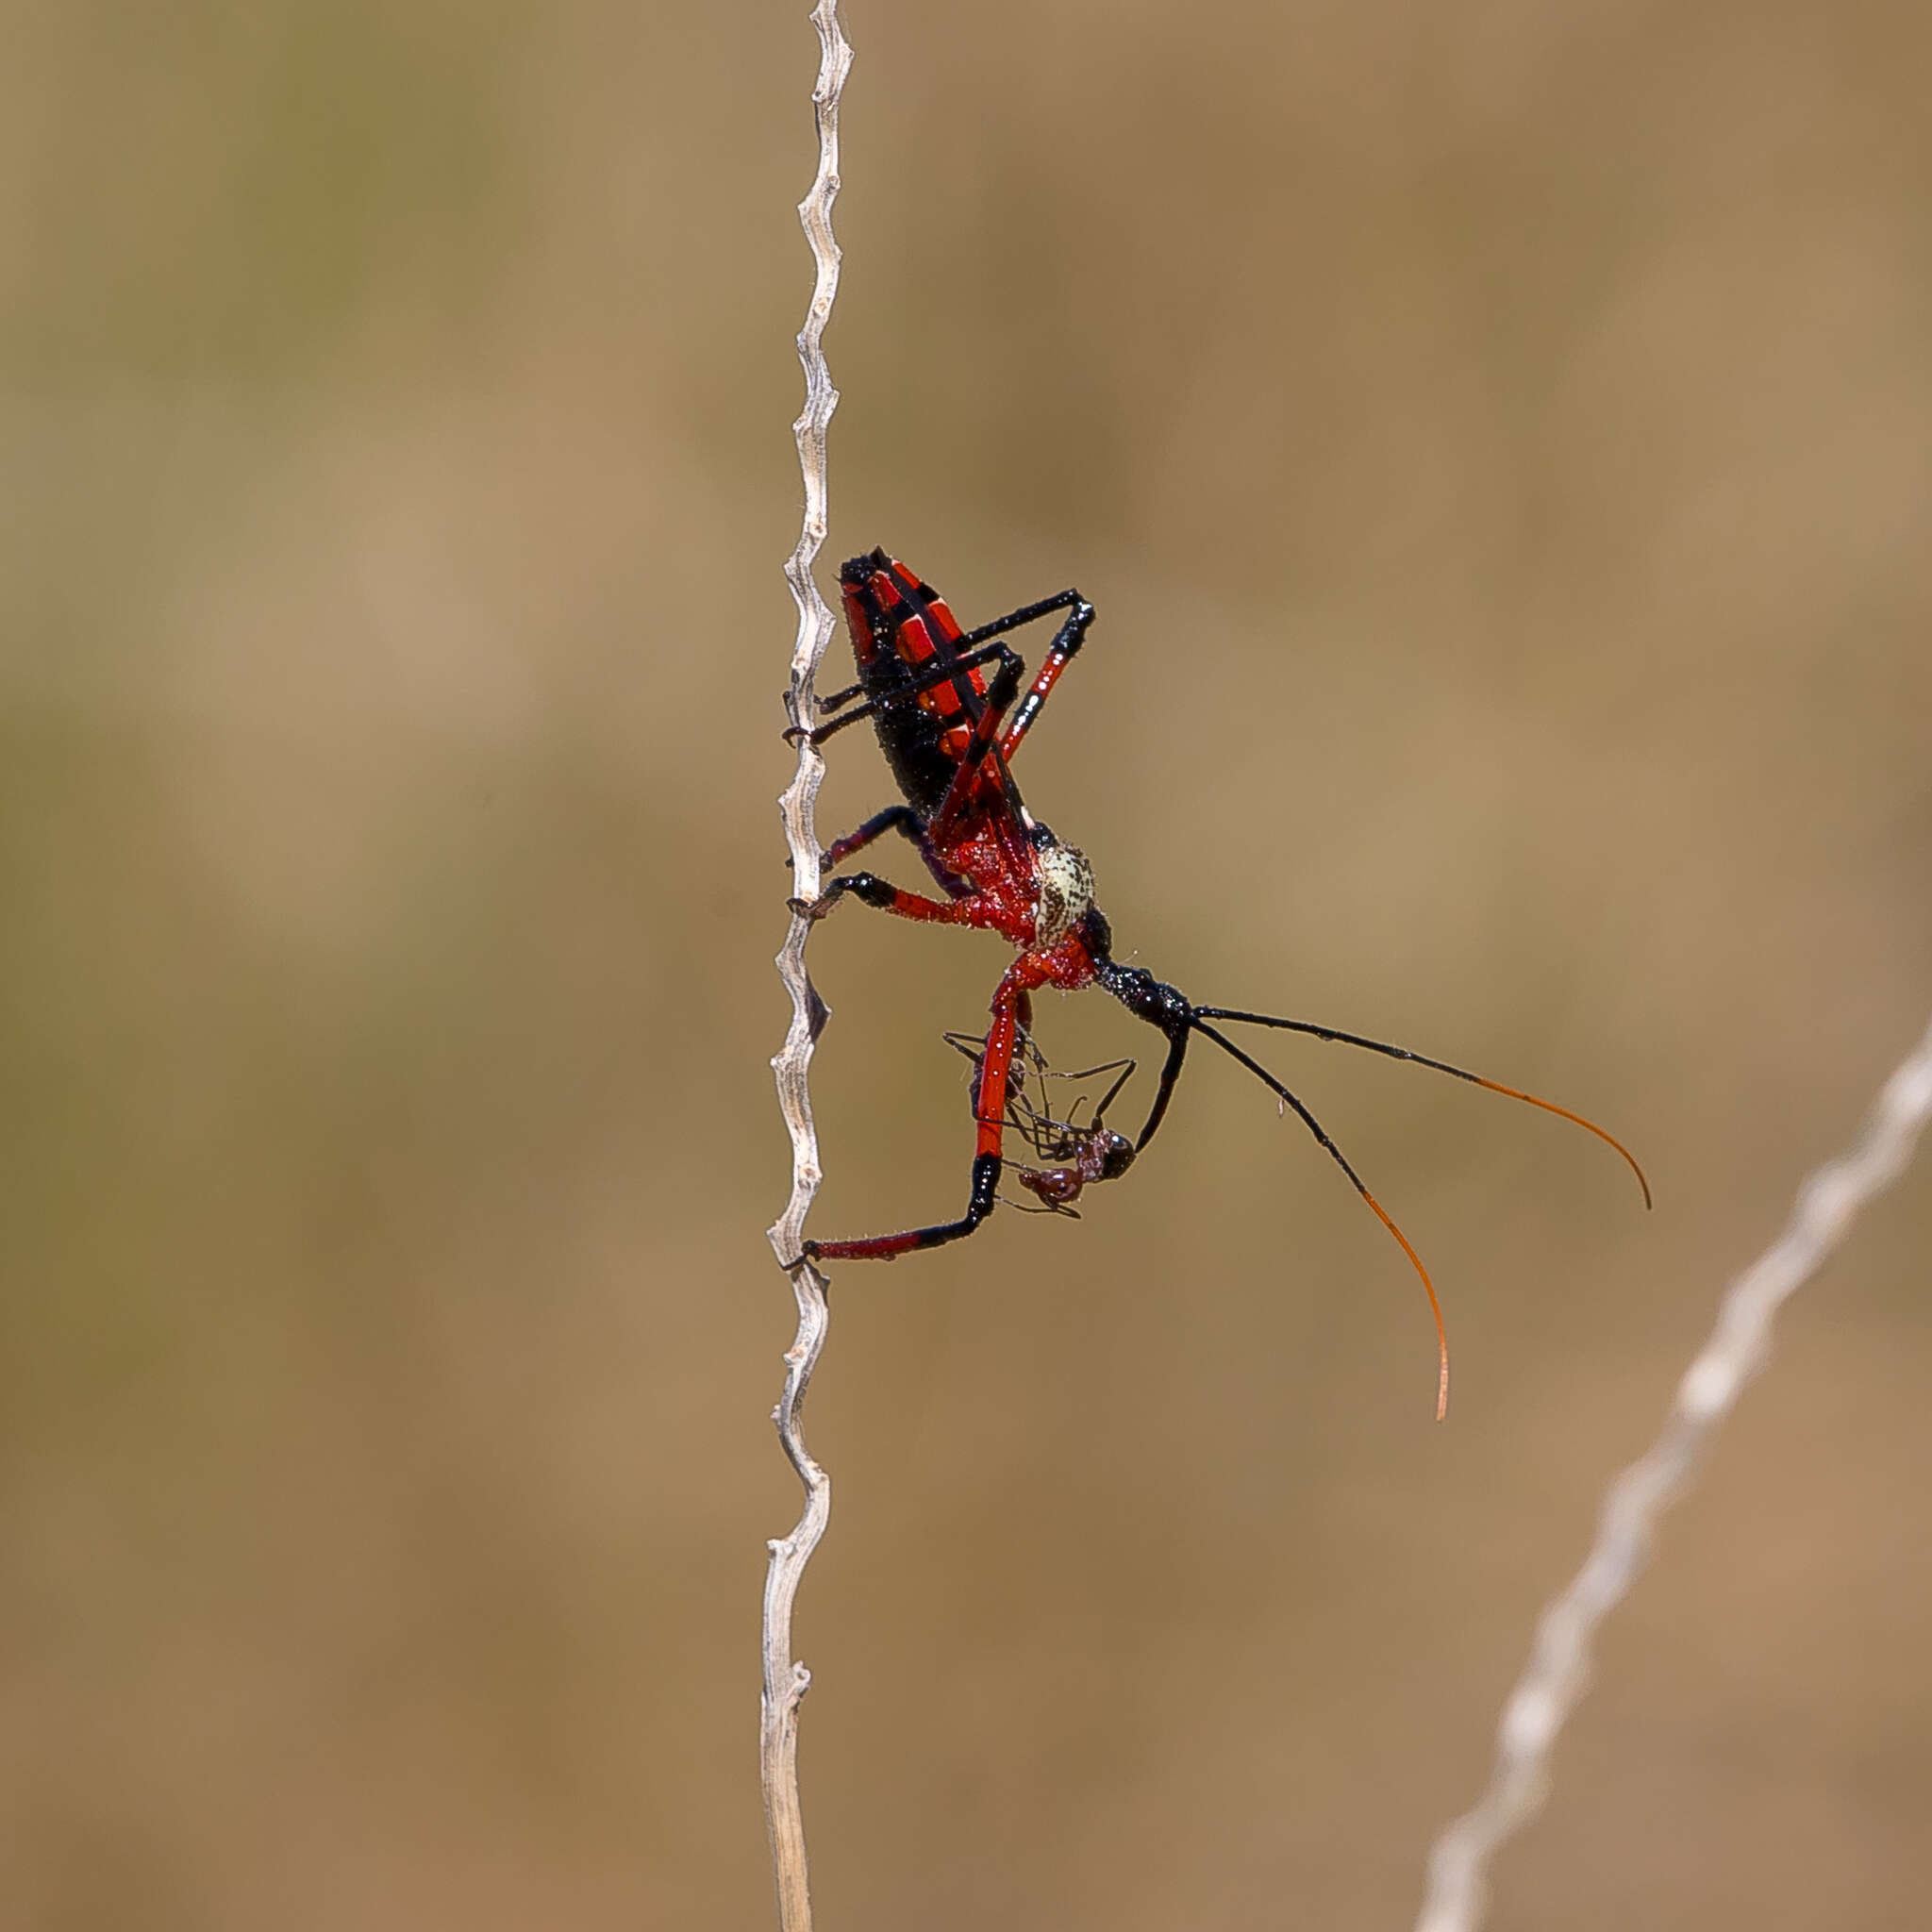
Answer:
[940,1030,1139,1217]
[786,550,1650,1417]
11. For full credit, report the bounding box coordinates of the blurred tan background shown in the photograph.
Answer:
[4,1,1929,1926]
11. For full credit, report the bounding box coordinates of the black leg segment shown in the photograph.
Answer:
[803,1153,1003,1261]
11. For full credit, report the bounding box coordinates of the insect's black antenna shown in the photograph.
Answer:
[1190,1016,1451,1423]
[1194,1008,1652,1209]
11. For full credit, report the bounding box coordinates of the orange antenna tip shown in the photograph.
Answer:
[1359,1182,1450,1423]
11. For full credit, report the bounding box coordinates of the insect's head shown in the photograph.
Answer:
[1013,1122,1136,1211]
[1091,1129,1137,1182]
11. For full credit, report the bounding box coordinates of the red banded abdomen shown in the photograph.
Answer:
[838,550,991,817]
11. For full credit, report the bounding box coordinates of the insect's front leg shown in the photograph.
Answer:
[800,977,1025,1263]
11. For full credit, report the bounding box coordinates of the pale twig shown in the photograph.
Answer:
[760,6,852,1931]
[1416,1009,1932,1932]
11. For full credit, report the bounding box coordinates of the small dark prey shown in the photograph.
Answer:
[786,550,1650,1418]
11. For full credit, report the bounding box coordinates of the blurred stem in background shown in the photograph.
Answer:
[1418,1011,1932,1932]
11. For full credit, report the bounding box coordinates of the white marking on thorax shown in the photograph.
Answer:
[1033,839,1095,948]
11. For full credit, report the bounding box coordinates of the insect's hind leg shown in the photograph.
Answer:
[789,639,1016,748]
[998,594,1095,764]
[924,645,1028,850]
[797,582,1094,753]
[867,581,1095,767]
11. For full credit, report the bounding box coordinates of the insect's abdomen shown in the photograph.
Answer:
[839,549,986,820]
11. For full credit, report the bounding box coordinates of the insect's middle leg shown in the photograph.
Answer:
[793,640,1015,749]
[791,873,1004,930]
[819,806,972,897]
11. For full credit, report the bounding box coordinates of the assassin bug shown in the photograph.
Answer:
[788,550,1650,1417]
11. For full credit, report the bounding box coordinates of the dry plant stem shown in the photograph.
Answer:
[762,5,852,1931]
[1415,1009,1932,1932]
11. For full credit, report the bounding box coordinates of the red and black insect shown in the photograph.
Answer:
[789,550,1649,1416]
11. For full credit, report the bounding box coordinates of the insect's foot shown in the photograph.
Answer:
[787,893,831,923]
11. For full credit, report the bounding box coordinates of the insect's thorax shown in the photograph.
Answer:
[986,820,1101,970]
[1029,826,1094,949]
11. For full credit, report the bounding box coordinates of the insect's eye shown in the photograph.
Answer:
[1098,1136,1136,1182]
[1028,821,1058,850]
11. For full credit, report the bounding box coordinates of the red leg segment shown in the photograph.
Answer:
[999,596,1094,764]
[924,649,1025,852]
[804,972,1032,1262]
[797,873,973,925]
